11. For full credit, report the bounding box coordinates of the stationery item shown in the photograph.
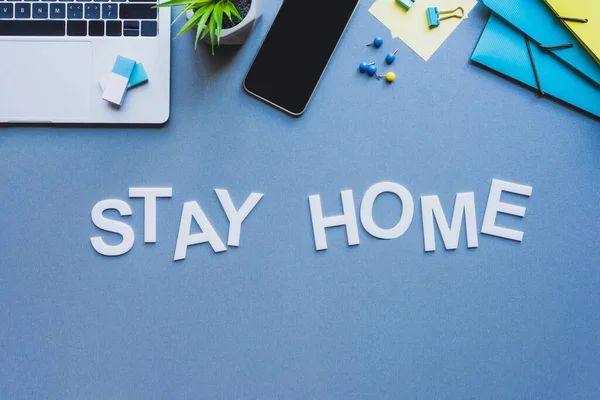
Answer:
[556,16,589,24]
[386,49,399,64]
[128,63,149,88]
[471,13,600,118]
[397,0,415,10]
[99,63,150,92]
[377,72,396,82]
[359,62,377,73]
[524,38,544,95]
[368,0,477,61]
[481,0,600,86]
[543,0,600,64]
[426,6,464,29]
[102,56,136,106]
[367,36,385,48]
[367,64,378,76]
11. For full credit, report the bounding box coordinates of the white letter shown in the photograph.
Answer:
[481,179,533,242]
[309,190,359,251]
[174,201,226,261]
[215,189,264,247]
[129,187,173,243]
[90,199,135,257]
[360,182,414,240]
[421,192,478,252]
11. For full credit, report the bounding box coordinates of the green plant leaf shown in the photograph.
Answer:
[208,17,216,54]
[176,3,214,38]
[158,0,241,54]
[200,25,210,40]
[172,3,196,25]
[230,2,242,21]
[177,5,205,30]
[194,6,213,39]
[154,0,194,8]
[213,2,223,43]
[222,2,232,21]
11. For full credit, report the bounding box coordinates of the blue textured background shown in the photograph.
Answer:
[1,1,599,398]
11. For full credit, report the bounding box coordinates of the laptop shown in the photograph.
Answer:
[0,2,171,124]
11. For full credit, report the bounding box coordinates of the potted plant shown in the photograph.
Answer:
[156,0,261,53]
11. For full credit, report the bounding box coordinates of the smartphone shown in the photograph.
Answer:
[244,0,360,116]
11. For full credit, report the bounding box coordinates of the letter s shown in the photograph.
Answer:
[90,199,135,257]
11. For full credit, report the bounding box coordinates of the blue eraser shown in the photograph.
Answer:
[112,56,136,78]
[427,7,440,28]
[397,0,415,10]
[129,62,149,88]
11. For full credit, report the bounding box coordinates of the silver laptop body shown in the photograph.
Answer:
[0,4,170,124]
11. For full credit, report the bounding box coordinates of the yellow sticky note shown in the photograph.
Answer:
[369,0,477,61]
[543,0,600,64]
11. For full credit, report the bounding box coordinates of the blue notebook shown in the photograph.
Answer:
[472,13,600,118]
[481,0,600,86]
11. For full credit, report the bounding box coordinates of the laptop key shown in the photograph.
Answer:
[89,20,103,36]
[0,3,12,18]
[67,3,82,18]
[119,3,156,19]
[105,20,121,36]
[50,3,65,17]
[84,3,99,18]
[123,20,138,36]
[101,3,115,18]
[67,20,86,35]
[0,20,65,35]
[141,20,156,37]
[15,3,31,18]
[33,3,48,18]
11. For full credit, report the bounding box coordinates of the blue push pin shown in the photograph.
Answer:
[359,62,376,73]
[386,49,399,64]
[367,36,384,48]
[426,6,464,28]
[366,64,378,76]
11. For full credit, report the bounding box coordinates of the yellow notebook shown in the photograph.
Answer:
[543,0,600,64]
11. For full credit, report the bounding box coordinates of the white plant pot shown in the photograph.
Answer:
[186,0,262,47]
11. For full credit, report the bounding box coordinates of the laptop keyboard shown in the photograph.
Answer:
[0,0,158,37]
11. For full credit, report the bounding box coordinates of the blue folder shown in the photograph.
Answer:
[471,13,600,118]
[481,0,600,86]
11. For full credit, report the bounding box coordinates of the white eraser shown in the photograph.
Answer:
[101,56,136,106]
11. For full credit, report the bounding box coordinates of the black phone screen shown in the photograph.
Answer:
[244,0,359,115]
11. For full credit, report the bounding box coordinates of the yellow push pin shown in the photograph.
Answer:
[376,72,396,83]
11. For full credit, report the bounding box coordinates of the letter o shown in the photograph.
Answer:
[360,182,414,240]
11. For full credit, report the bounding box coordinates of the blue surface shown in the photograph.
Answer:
[1,1,599,399]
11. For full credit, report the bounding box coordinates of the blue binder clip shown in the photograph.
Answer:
[426,6,464,28]
[397,0,415,10]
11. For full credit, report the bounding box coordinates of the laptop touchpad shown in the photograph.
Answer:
[0,41,92,122]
